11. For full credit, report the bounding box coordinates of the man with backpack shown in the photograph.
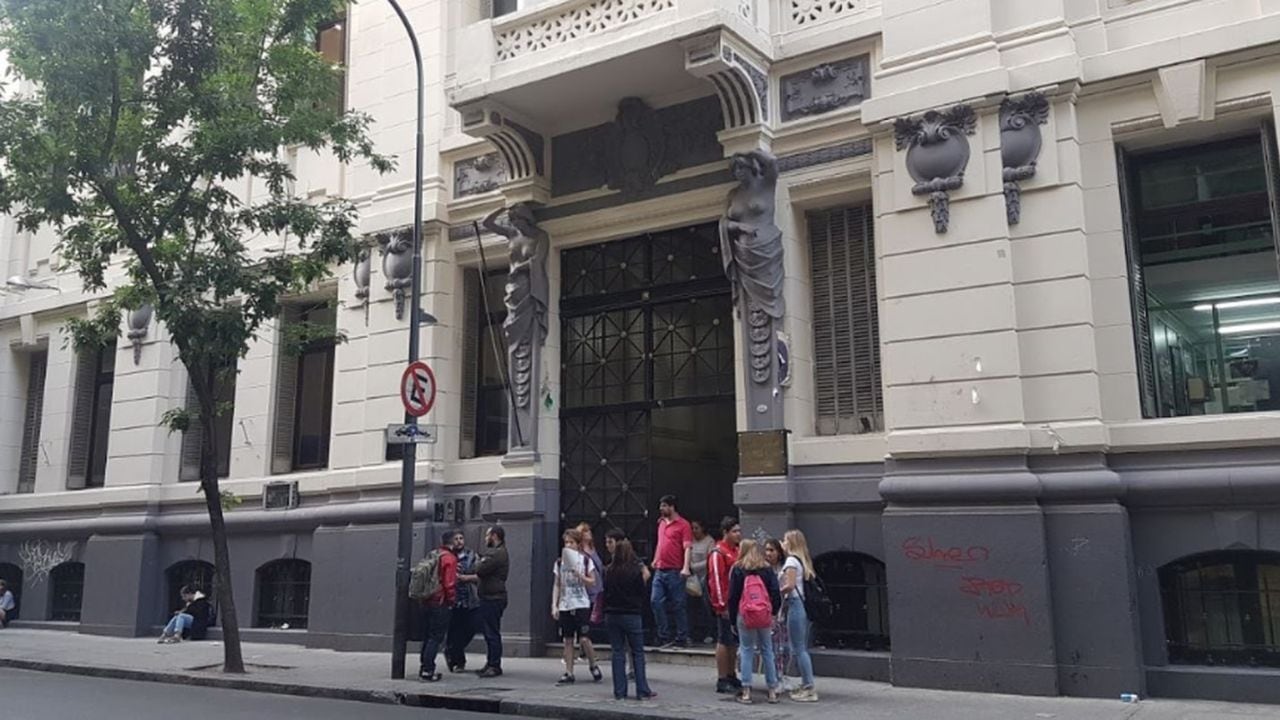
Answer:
[707,516,742,694]
[413,530,460,682]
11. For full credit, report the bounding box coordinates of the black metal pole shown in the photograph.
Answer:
[386,0,424,681]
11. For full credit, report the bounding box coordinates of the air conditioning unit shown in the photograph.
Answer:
[262,481,299,511]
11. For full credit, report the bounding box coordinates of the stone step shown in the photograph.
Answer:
[545,642,717,668]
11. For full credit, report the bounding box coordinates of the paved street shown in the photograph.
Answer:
[0,667,527,720]
[1,629,1279,719]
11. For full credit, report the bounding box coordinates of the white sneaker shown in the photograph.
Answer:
[791,686,819,702]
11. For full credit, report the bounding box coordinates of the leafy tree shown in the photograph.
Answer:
[0,0,391,672]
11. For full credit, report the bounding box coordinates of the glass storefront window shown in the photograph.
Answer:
[1124,132,1280,417]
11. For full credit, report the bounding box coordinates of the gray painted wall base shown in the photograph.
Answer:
[883,505,1059,696]
[80,533,160,638]
[1043,503,1144,698]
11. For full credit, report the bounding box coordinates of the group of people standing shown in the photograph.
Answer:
[552,495,821,704]
[413,495,821,705]
[418,526,510,681]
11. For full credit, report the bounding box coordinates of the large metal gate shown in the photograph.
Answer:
[559,223,739,558]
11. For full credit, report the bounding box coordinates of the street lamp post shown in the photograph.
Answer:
[385,0,425,681]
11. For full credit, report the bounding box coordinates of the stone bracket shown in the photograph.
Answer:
[683,30,771,153]
[458,101,550,205]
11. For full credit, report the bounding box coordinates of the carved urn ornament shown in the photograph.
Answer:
[378,229,413,320]
[894,105,977,234]
[353,247,372,302]
[999,92,1049,225]
[126,304,153,364]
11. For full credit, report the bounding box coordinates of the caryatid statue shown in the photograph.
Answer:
[720,149,786,430]
[483,202,549,453]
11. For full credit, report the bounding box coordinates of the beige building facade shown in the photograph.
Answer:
[3,0,1280,702]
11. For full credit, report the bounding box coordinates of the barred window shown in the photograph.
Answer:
[49,562,85,622]
[808,205,883,435]
[166,560,217,625]
[812,551,889,651]
[255,559,311,629]
[1160,550,1280,667]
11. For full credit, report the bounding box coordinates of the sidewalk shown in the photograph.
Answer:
[0,629,1277,719]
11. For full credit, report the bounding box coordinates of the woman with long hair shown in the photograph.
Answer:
[727,539,782,704]
[603,539,655,700]
[763,538,792,691]
[781,529,818,702]
[551,528,602,685]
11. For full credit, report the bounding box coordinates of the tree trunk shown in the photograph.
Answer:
[195,375,245,674]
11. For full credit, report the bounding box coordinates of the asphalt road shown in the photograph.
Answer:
[0,668,525,720]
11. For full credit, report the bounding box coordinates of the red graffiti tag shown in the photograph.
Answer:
[977,599,1032,626]
[958,576,1024,598]
[902,536,990,570]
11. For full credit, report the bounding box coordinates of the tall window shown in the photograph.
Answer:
[49,562,85,622]
[1121,128,1280,418]
[17,350,47,494]
[1160,550,1280,667]
[255,559,311,629]
[68,342,115,489]
[812,551,890,651]
[272,304,335,474]
[808,204,883,435]
[179,362,237,481]
[314,17,346,112]
[460,269,509,458]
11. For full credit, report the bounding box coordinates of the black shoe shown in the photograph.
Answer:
[590,664,603,682]
[556,673,575,686]
[476,666,503,678]
[680,638,694,649]
[636,691,657,700]
[419,671,442,682]
[448,662,467,673]
[716,678,734,694]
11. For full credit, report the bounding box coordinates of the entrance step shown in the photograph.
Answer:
[545,642,716,668]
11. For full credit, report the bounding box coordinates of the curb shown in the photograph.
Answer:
[0,657,676,720]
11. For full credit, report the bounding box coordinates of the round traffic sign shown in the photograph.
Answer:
[400,361,437,417]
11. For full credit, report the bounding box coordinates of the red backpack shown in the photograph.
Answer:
[739,573,772,629]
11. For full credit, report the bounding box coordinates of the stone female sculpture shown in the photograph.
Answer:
[721,149,786,430]
[482,202,549,452]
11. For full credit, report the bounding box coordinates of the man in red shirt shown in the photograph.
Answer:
[419,531,461,681]
[707,516,742,694]
[650,494,694,649]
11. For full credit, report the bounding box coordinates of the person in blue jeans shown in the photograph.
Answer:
[604,539,654,700]
[649,495,694,648]
[727,540,782,705]
[157,585,211,644]
[781,530,819,702]
[473,526,509,678]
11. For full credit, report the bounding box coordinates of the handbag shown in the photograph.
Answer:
[589,593,604,625]
[685,574,703,598]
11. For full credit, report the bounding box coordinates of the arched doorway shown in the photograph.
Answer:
[48,562,85,622]
[165,560,217,625]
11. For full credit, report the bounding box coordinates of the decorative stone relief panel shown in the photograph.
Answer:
[894,105,977,234]
[552,96,724,197]
[999,92,1049,225]
[789,0,863,28]
[495,0,676,62]
[782,55,869,122]
[454,152,509,198]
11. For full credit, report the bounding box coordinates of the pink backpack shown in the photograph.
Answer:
[739,573,772,629]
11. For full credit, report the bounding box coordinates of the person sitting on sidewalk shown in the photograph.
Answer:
[0,579,15,628]
[157,585,211,643]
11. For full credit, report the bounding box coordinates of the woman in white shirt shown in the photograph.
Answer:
[780,530,818,702]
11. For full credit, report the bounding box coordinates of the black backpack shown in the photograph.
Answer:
[803,574,835,624]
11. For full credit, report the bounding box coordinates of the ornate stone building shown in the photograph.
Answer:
[3,0,1280,704]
